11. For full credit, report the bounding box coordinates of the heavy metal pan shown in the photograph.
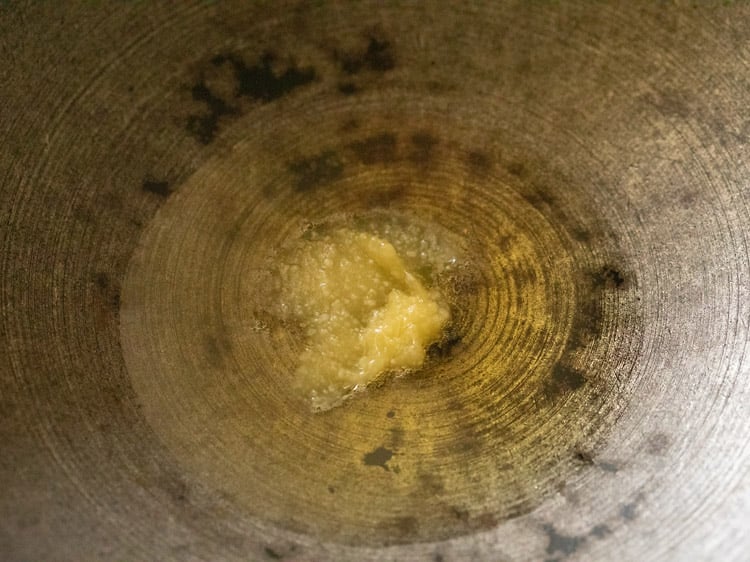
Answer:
[1,2,749,560]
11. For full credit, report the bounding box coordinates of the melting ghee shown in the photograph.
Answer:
[277,218,457,411]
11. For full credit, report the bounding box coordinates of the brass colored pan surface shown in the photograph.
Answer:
[1,2,749,561]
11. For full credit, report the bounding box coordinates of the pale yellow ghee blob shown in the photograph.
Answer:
[278,227,452,411]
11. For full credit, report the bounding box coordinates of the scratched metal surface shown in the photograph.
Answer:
[1,2,749,561]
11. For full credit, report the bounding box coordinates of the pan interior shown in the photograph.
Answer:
[120,102,639,545]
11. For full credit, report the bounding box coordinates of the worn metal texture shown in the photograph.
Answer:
[1,2,749,561]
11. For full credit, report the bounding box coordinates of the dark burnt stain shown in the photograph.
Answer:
[337,81,360,95]
[596,266,626,289]
[365,185,406,207]
[449,429,482,456]
[571,228,591,243]
[545,363,586,399]
[73,206,95,226]
[467,150,492,174]
[641,88,691,120]
[159,475,189,504]
[348,132,397,164]
[447,399,464,412]
[679,190,700,209]
[531,184,556,206]
[363,445,393,470]
[386,410,395,418]
[428,332,462,360]
[288,150,344,191]
[710,117,750,148]
[205,334,231,368]
[396,516,419,535]
[498,234,514,253]
[473,512,498,530]
[264,546,282,559]
[543,523,586,557]
[335,36,395,75]
[94,272,110,291]
[186,79,238,144]
[389,426,405,449]
[574,450,619,473]
[327,485,335,494]
[376,515,419,542]
[93,272,121,311]
[620,502,637,521]
[212,52,316,103]
[15,514,40,530]
[598,461,619,473]
[450,506,470,523]
[187,52,315,144]
[427,80,450,93]
[339,118,360,133]
[589,524,611,538]
[409,131,439,165]
[433,554,444,562]
[574,450,595,466]
[520,263,539,286]
[645,432,670,456]
[565,284,604,353]
[418,472,445,495]
[142,178,171,198]
[506,161,527,177]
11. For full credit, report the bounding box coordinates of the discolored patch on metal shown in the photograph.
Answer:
[339,118,360,133]
[365,184,407,207]
[598,461,620,473]
[409,131,439,165]
[473,512,498,530]
[212,52,316,103]
[389,426,405,449]
[264,546,282,559]
[142,178,172,198]
[573,450,596,466]
[523,184,556,209]
[543,523,586,557]
[92,272,121,313]
[348,132,397,164]
[467,150,492,174]
[620,501,638,521]
[564,272,609,352]
[334,35,395,75]
[645,432,671,456]
[186,51,316,144]
[363,446,393,470]
[204,333,232,368]
[506,161,527,177]
[590,524,612,538]
[596,266,627,289]
[288,150,344,191]
[418,471,446,495]
[337,81,360,95]
[640,88,691,120]
[428,332,463,360]
[571,227,592,243]
[156,474,190,505]
[186,79,238,144]
[573,450,620,473]
[449,505,470,523]
[544,363,586,400]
